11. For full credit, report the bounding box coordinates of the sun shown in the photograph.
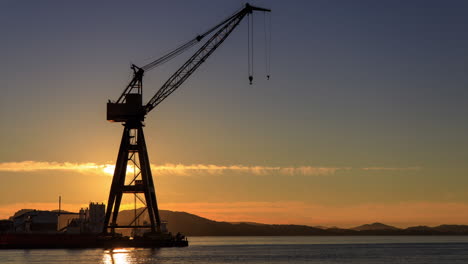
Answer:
[102,164,115,176]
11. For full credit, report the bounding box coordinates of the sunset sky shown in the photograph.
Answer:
[1,0,467,228]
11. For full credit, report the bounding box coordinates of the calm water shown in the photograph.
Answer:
[1,236,468,264]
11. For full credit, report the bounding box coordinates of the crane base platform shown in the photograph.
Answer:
[0,233,188,249]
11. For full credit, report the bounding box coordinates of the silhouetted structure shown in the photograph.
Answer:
[103,3,271,235]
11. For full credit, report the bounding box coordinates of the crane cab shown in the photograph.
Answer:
[107,93,144,122]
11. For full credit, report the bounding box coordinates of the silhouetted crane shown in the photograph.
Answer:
[103,3,271,235]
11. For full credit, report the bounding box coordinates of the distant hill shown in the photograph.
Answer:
[229,222,267,226]
[6,208,468,236]
[433,225,468,234]
[117,209,328,236]
[10,209,35,219]
[352,222,399,231]
[116,208,468,236]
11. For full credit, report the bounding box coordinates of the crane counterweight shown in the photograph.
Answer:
[106,94,144,122]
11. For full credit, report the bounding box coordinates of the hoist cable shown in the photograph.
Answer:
[247,14,252,84]
[248,14,250,77]
[264,12,271,80]
[251,13,254,78]
[264,12,268,79]
[247,13,255,84]
[268,13,271,78]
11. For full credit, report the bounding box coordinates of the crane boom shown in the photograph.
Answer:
[111,9,242,105]
[140,5,254,72]
[107,3,270,122]
[144,4,270,114]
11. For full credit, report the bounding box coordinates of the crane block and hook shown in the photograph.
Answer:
[247,5,272,85]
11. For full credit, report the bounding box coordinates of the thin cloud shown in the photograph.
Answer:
[0,161,111,174]
[0,161,343,176]
[0,161,420,177]
[362,167,421,171]
[151,164,343,176]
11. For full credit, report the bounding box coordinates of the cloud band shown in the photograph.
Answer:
[0,161,419,176]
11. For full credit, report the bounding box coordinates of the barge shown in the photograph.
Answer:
[0,232,188,249]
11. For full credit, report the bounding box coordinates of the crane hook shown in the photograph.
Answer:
[249,75,253,85]
[267,75,270,80]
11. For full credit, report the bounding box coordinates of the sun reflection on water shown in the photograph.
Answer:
[102,248,132,264]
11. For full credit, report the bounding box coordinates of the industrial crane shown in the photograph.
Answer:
[103,3,271,235]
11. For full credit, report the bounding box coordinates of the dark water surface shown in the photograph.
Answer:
[1,236,468,264]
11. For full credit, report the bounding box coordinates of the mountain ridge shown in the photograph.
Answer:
[4,208,468,236]
[117,208,468,236]
[352,222,399,231]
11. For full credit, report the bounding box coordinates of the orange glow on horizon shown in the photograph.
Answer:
[2,201,468,228]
